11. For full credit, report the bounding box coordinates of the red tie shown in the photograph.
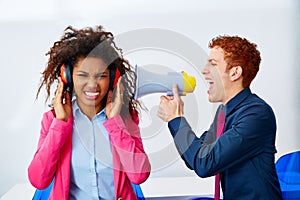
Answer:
[214,108,225,200]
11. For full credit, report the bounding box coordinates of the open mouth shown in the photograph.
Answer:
[84,91,99,99]
[205,78,214,93]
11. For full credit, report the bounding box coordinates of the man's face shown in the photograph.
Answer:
[202,47,231,104]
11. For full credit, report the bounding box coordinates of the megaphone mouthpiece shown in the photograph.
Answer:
[182,71,196,95]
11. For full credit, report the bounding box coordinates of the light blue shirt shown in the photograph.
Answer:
[69,101,115,200]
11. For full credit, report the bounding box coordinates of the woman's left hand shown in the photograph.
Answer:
[106,77,124,119]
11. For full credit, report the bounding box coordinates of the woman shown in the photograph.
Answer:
[28,25,151,200]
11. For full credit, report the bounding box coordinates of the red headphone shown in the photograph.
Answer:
[111,67,121,88]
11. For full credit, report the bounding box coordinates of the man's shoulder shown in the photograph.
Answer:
[245,92,272,108]
[239,93,275,116]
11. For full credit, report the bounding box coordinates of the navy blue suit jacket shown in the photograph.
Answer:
[168,88,283,200]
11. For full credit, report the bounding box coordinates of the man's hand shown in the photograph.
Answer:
[157,84,184,122]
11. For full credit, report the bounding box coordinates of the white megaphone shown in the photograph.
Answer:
[134,65,196,99]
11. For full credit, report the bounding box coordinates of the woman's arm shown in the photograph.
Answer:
[28,110,72,189]
[104,114,151,184]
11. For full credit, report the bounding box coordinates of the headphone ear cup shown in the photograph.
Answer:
[113,68,121,88]
[59,64,68,84]
[59,64,73,90]
[110,68,121,89]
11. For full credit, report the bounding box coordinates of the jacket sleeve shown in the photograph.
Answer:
[103,114,151,184]
[168,103,276,178]
[28,110,72,189]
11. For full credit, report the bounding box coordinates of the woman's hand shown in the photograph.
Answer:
[106,77,124,119]
[52,77,72,121]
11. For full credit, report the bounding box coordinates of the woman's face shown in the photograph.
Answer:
[72,57,110,114]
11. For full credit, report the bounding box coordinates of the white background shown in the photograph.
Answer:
[0,0,299,197]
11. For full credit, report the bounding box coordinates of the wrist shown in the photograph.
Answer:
[56,115,68,122]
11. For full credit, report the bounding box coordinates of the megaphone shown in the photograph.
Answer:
[134,65,196,99]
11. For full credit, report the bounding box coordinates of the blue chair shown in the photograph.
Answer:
[32,179,54,200]
[32,180,145,200]
[132,183,145,200]
[276,151,300,200]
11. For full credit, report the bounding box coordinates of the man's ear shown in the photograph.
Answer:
[229,66,243,81]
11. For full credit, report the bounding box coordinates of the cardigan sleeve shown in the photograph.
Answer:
[28,110,72,189]
[168,103,276,178]
[103,114,151,184]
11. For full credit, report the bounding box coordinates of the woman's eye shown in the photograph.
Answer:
[96,74,108,79]
[77,74,88,77]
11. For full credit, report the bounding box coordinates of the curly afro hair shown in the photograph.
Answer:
[36,25,139,117]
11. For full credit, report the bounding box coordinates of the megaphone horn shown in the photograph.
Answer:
[134,65,196,99]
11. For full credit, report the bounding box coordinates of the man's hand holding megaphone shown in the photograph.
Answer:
[157,84,184,122]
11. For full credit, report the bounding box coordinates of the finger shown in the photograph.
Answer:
[115,77,120,94]
[106,90,113,106]
[172,84,180,100]
[116,77,124,101]
[160,95,174,102]
[156,107,164,119]
[160,95,168,101]
[64,92,71,105]
[157,106,167,122]
[56,78,64,99]
[53,79,64,107]
[156,110,163,120]
[117,77,123,93]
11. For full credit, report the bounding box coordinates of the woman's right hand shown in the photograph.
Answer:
[52,77,72,121]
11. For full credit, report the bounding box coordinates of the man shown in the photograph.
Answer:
[157,35,283,199]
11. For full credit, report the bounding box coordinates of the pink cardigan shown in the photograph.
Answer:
[28,110,151,200]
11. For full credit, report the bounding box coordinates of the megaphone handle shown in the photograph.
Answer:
[166,91,185,96]
[166,91,172,96]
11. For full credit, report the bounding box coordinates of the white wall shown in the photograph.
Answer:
[0,0,299,197]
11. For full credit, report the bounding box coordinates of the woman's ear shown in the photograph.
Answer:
[229,66,243,81]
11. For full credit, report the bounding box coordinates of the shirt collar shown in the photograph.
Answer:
[72,100,107,120]
[224,87,251,116]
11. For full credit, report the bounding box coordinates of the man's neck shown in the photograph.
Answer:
[223,85,244,105]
